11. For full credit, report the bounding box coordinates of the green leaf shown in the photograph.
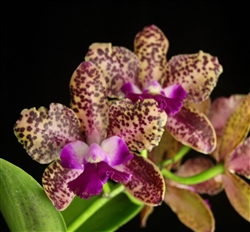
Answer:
[0,158,66,232]
[62,184,143,232]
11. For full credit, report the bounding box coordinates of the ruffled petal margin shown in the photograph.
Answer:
[68,162,131,199]
[14,103,82,164]
[165,51,223,103]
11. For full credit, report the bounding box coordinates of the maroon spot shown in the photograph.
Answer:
[147,116,153,121]
[97,49,104,55]
[19,133,24,138]
[27,117,33,124]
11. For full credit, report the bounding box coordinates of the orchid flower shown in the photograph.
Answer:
[85,25,223,154]
[175,93,250,222]
[14,61,167,211]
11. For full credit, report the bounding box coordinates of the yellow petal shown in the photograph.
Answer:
[134,25,169,88]
[165,51,223,103]
[222,172,250,222]
[219,93,250,162]
[165,184,215,232]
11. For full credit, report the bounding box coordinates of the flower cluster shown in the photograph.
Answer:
[14,24,249,232]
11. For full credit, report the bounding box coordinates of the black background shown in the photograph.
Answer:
[1,1,250,231]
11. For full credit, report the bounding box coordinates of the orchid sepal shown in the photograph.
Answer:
[164,183,215,232]
[70,61,109,145]
[165,51,223,103]
[166,105,216,153]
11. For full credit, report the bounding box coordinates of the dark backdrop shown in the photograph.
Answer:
[1,1,249,231]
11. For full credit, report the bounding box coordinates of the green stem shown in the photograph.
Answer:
[161,145,190,167]
[102,182,111,196]
[67,184,125,232]
[162,162,225,185]
[140,150,148,158]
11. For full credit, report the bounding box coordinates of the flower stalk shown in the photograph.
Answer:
[67,184,125,232]
[161,145,191,167]
[161,163,225,185]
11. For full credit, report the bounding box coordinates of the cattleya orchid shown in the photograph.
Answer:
[175,93,250,222]
[14,61,167,210]
[85,25,223,154]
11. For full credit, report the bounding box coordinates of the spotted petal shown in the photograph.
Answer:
[175,157,223,195]
[134,25,169,89]
[166,105,216,153]
[164,184,215,232]
[14,103,82,164]
[222,172,250,222]
[107,99,167,152]
[227,137,250,179]
[42,160,82,211]
[85,43,140,98]
[165,51,223,103]
[118,153,165,206]
[208,95,245,136]
[219,93,250,162]
[70,61,108,145]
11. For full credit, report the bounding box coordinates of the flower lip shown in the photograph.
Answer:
[121,81,186,116]
[68,161,131,199]
[84,143,110,164]
[60,136,134,199]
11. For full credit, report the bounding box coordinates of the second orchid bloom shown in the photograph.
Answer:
[85,24,223,154]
